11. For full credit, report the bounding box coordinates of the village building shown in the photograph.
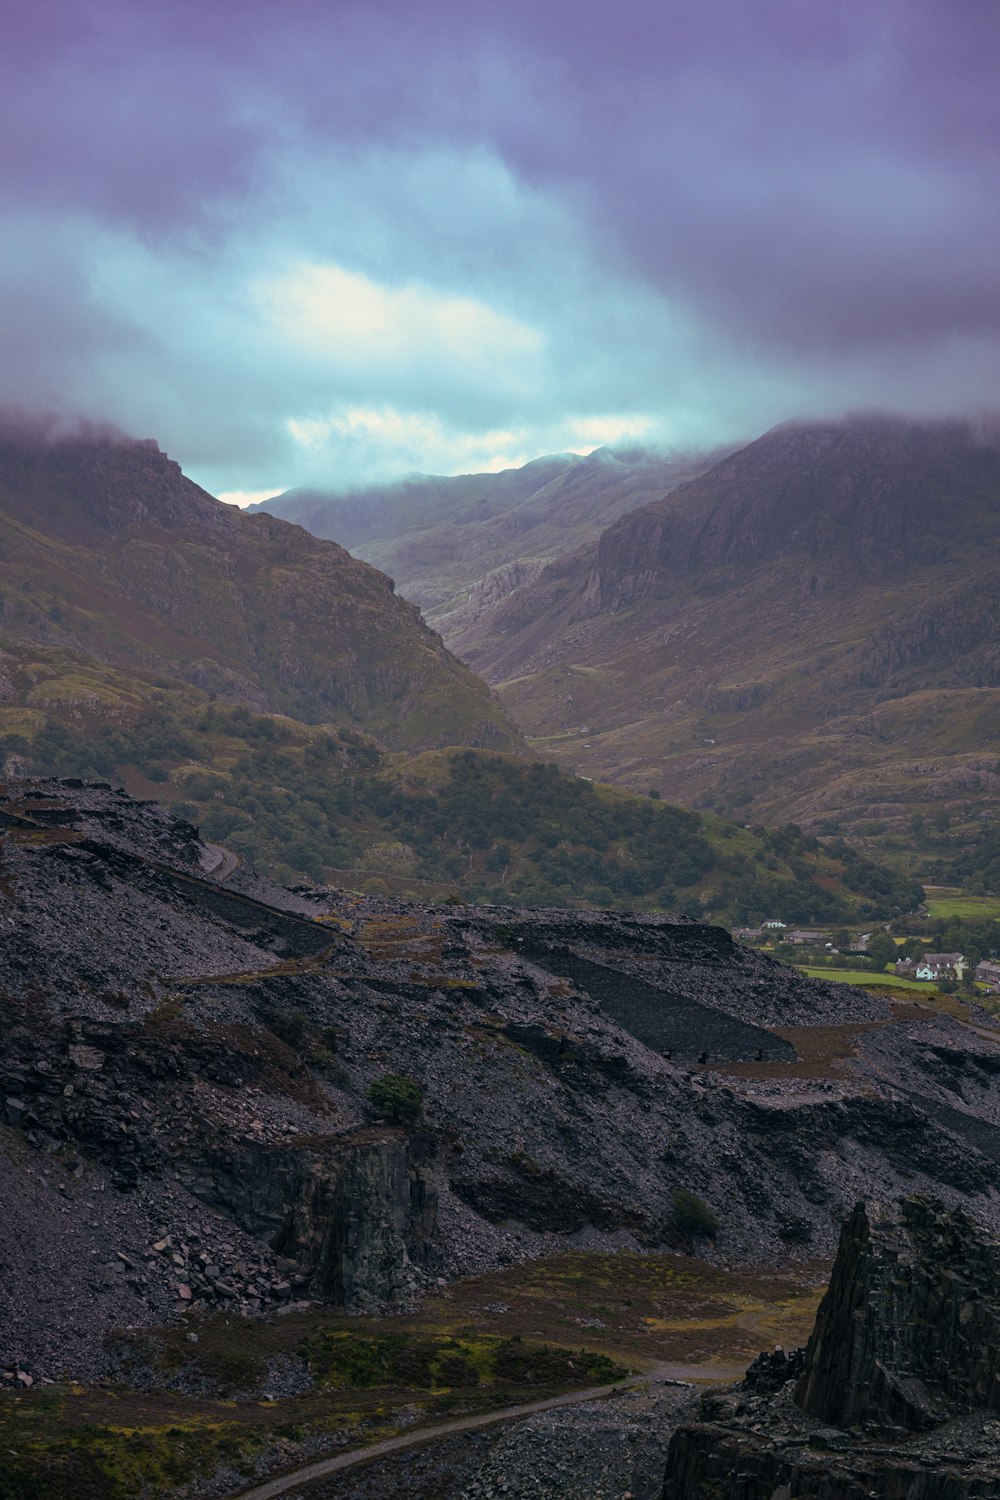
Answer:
[975,959,1000,990]
[762,919,786,930]
[732,927,764,943]
[915,951,966,981]
[785,929,826,946]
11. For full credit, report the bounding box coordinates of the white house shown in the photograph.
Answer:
[915,952,966,981]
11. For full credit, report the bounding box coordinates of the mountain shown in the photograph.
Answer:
[251,445,723,624]
[0,419,517,754]
[0,421,927,908]
[460,416,1000,853]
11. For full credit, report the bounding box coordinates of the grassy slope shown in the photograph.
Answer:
[0,1252,823,1499]
[922,889,1000,921]
[6,692,923,923]
[499,564,1000,846]
[0,435,517,755]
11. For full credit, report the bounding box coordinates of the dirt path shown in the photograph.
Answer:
[203,841,242,884]
[230,1365,736,1500]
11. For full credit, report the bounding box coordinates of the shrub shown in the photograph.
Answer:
[366,1072,424,1125]
[670,1187,720,1239]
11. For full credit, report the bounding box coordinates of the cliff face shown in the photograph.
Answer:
[192,1131,438,1307]
[5,783,1000,1382]
[589,416,1000,608]
[0,422,517,752]
[478,415,1000,842]
[662,1196,1000,1499]
[797,1197,1000,1430]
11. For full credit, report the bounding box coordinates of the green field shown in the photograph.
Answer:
[797,965,935,991]
[921,887,1000,921]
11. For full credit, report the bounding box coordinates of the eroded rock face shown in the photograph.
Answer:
[662,1197,1000,1499]
[797,1197,1000,1430]
[193,1130,438,1306]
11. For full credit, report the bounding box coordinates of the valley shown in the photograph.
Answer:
[1,421,999,1500]
[7,5,999,1495]
[273,418,1000,880]
[0,424,924,925]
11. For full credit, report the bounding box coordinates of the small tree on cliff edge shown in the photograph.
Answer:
[366,1073,424,1125]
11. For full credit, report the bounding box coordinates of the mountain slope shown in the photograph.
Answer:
[0,420,932,906]
[0,420,517,752]
[253,446,723,623]
[466,416,1000,848]
[8,702,923,919]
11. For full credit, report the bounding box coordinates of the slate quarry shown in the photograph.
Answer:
[4,778,1000,1384]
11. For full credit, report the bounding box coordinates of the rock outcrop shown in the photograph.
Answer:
[797,1197,1000,1430]
[662,1196,1000,1499]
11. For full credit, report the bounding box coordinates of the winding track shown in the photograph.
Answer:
[203,840,242,884]
[231,1364,738,1500]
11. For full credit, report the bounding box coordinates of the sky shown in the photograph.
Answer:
[4,0,1000,500]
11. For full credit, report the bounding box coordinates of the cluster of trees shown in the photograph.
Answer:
[718,825,923,925]
[943,828,1000,895]
[4,704,923,921]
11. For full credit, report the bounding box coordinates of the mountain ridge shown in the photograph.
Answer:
[0,420,518,753]
[252,445,726,621]
[448,415,1000,852]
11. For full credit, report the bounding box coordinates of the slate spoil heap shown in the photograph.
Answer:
[5,778,1000,1386]
[662,1196,1000,1499]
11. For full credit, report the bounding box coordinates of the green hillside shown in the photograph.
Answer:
[5,698,922,922]
[0,426,517,754]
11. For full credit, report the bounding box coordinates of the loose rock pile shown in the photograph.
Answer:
[143,1227,305,1315]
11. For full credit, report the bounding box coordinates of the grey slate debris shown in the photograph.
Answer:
[3,777,1000,1386]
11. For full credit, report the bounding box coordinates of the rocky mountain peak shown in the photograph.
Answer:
[586,414,1000,614]
[0,420,215,545]
[796,1194,1000,1429]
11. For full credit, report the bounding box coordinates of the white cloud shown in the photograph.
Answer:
[257,262,543,380]
[564,413,655,447]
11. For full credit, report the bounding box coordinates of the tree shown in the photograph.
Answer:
[366,1073,423,1125]
[866,931,898,972]
[670,1188,719,1239]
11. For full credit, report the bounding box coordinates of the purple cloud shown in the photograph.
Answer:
[2,0,998,490]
